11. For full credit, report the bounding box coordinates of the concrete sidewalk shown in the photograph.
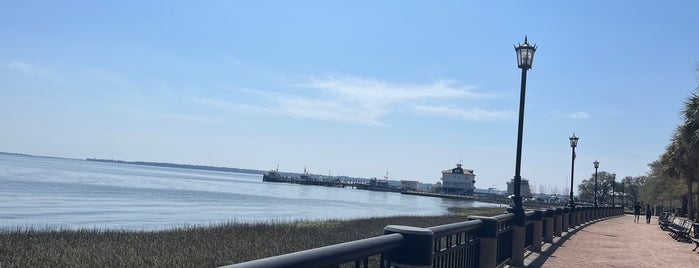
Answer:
[517,214,699,268]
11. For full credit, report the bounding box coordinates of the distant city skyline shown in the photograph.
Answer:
[2,1,698,192]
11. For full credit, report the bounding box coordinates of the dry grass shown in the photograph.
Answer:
[0,207,505,267]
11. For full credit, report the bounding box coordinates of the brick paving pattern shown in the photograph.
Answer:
[519,214,699,268]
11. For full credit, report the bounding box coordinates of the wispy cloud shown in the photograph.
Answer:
[6,61,62,82]
[152,112,224,124]
[224,55,247,68]
[196,75,506,125]
[569,112,591,119]
[413,105,513,121]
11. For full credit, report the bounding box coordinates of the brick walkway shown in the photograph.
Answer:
[518,214,699,268]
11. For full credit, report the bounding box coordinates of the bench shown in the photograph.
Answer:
[668,219,693,242]
[691,222,699,251]
[659,213,675,231]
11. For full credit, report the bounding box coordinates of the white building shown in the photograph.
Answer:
[400,180,419,191]
[440,164,476,195]
[506,178,533,198]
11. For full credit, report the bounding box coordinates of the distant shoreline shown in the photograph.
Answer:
[86,158,267,175]
[0,151,377,183]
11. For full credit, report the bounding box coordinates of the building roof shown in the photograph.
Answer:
[441,164,474,175]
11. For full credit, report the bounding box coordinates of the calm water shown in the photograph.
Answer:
[0,154,498,230]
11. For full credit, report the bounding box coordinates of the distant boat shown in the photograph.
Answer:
[356,175,401,193]
[262,168,293,183]
[263,167,344,187]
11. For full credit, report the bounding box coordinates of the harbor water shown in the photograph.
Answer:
[0,153,499,230]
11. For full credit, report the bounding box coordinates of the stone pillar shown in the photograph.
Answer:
[532,210,543,252]
[562,208,569,232]
[511,225,525,266]
[554,208,562,237]
[544,209,554,243]
[573,208,582,229]
[468,216,498,268]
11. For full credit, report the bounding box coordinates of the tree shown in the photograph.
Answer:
[680,91,699,219]
[639,68,699,218]
[577,171,617,206]
[659,90,699,220]
[620,175,646,207]
[640,159,682,206]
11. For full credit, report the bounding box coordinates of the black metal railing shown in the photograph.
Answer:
[225,206,623,268]
[524,210,535,249]
[430,219,482,268]
[493,214,513,267]
[223,233,404,268]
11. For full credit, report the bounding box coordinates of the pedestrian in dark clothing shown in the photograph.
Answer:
[645,204,652,224]
[633,202,641,223]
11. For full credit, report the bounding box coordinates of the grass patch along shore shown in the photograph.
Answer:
[0,207,505,267]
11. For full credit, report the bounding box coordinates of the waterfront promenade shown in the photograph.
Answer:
[517,214,699,268]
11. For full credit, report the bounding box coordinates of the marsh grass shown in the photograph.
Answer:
[0,207,504,267]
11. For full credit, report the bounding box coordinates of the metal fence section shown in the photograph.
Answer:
[524,210,535,249]
[493,214,514,267]
[429,219,483,268]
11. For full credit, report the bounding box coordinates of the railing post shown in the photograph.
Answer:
[554,208,563,237]
[511,223,525,266]
[531,210,543,252]
[468,216,498,268]
[572,207,582,226]
[383,225,434,268]
[601,206,605,219]
[593,206,598,221]
[544,209,554,243]
[576,207,581,226]
[562,208,569,232]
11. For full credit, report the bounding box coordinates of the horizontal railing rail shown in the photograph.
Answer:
[224,233,404,268]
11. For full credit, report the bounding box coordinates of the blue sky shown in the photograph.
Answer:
[2,1,698,193]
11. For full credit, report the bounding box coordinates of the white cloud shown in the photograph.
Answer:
[196,75,504,125]
[224,55,247,68]
[304,76,483,102]
[413,105,513,121]
[152,112,224,124]
[6,61,61,82]
[569,112,591,119]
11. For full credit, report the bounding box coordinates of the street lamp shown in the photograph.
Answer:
[621,179,626,208]
[569,134,579,208]
[593,160,599,207]
[611,173,616,207]
[510,36,537,226]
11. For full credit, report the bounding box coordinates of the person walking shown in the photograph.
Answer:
[633,202,641,223]
[645,204,652,224]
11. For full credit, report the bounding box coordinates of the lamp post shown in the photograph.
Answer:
[568,134,579,209]
[621,180,625,208]
[510,36,537,226]
[611,173,616,207]
[593,160,599,207]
